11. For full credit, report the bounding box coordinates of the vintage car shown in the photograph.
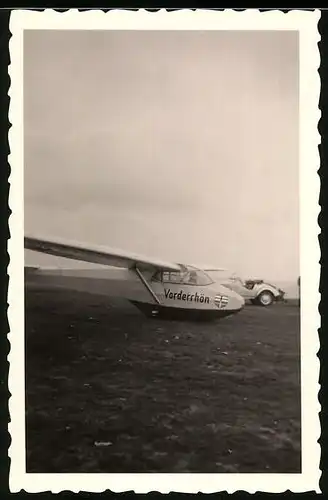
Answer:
[202,269,285,307]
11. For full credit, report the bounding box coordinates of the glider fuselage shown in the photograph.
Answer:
[25,265,244,321]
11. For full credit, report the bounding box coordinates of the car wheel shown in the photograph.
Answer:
[257,290,274,306]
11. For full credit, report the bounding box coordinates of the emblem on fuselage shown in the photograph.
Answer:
[214,294,229,308]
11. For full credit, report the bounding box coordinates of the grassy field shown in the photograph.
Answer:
[25,285,301,473]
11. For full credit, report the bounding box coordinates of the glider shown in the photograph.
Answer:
[24,235,245,321]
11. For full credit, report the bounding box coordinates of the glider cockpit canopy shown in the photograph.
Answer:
[152,266,214,287]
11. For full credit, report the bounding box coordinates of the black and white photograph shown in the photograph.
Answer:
[8,9,320,494]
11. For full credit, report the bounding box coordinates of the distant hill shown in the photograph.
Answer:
[24,266,300,299]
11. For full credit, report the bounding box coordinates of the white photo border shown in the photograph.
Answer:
[8,8,321,494]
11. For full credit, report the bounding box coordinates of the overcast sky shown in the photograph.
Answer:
[24,29,299,281]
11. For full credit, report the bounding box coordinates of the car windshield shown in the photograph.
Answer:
[154,266,214,286]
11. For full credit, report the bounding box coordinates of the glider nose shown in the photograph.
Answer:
[215,285,245,311]
[229,289,245,310]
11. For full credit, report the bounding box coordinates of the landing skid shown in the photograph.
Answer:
[129,300,239,322]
